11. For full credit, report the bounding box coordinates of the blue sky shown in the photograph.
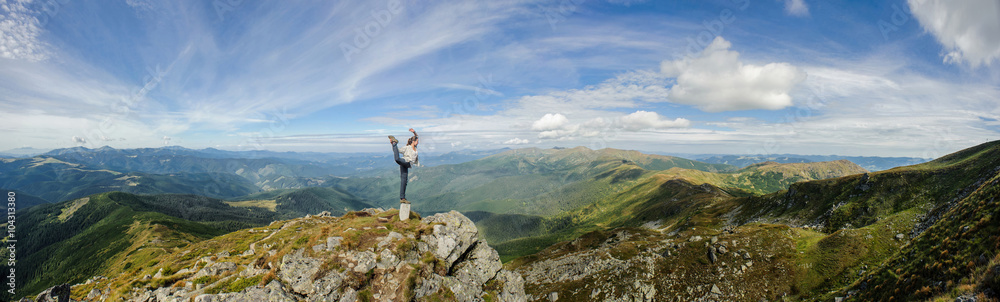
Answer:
[1,0,998,157]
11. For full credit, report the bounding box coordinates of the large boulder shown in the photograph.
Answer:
[421,211,481,268]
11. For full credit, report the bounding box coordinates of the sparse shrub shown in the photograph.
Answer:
[260,271,276,286]
[293,236,310,247]
[193,275,218,285]
[312,257,343,281]
[160,266,176,276]
[359,289,374,302]
[225,275,263,293]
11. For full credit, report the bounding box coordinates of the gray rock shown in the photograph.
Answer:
[711,284,722,296]
[494,270,528,302]
[279,249,322,295]
[339,288,358,302]
[194,294,214,302]
[634,281,656,301]
[413,273,447,299]
[212,280,300,302]
[353,251,377,273]
[711,236,718,244]
[708,247,717,264]
[689,236,703,242]
[548,291,559,301]
[421,211,480,268]
[34,284,70,302]
[454,241,502,287]
[193,262,238,279]
[362,208,384,216]
[895,233,905,240]
[376,248,400,270]
[327,236,343,251]
[86,289,102,300]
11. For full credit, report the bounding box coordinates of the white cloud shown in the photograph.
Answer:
[531,113,570,131]
[908,0,1000,67]
[621,110,690,131]
[503,137,530,145]
[72,136,86,144]
[0,0,48,61]
[661,37,806,112]
[781,0,810,17]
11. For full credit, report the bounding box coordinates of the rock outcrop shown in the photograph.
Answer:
[513,227,797,302]
[27,210,525,302]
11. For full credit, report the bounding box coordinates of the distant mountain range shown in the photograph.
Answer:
[0,146,507,205]
[0,147,50,158]
[690,154,929,171]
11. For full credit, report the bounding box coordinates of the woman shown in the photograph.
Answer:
[389,128,419,204]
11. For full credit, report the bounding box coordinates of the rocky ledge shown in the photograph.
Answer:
[24,209,526,302]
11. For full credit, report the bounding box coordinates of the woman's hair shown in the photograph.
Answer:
[407,136,417,146]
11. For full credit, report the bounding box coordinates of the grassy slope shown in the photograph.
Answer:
[847,163,1000,301]
[507,141,1000,301]
[734,141,1000,232]
[477,159,864,262]
[728,141,1000,300]
[1,188,51,210]
[0,192,279,300]
[228,187,375,218]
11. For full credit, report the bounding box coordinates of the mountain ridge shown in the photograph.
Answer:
[507,140,1000,301]
[20,210,527,302]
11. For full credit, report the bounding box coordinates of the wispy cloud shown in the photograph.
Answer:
[1,1,997,158]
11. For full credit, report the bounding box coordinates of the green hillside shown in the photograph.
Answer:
[468,158,866,261]
[228,187,375,218]
[506,140,1000,301]
[734,141,1000,232]
[1,189,50,210]
[0,192,280,300]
